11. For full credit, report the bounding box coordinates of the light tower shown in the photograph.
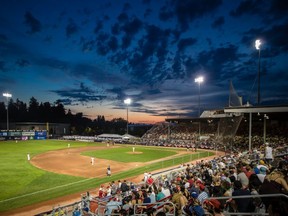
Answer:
[255,39,261,104]
[124,98,131,135]
[3,92,12,131]
[194,76,204,151]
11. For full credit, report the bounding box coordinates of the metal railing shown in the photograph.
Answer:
[133,201,175,216]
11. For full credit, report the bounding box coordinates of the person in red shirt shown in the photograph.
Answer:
[98,185,105,198]
[147,174,154,185]
[244,165,255,179]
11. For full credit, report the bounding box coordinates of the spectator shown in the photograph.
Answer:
[203,199,223,216]
[244,165,254,179]
[236,165,249,188]
[120,180,129,194]
[148,189,156,203]
[161,184,171,197]
[183,191,205,216]
[156,188,165,201]
[143,191,151,204]
[147,175,154,185]
[259,163,288,215]
[98,185,105,198]
[256,167,267,183]
[197,184,209,204]
[264,143,273,165]
[105,197,122,216]
[131,190,143,206]
[257,160,268,170]
[110,181,117,195]
[231,180,254,213]
[165,187,187,215]
[117,180,122,190]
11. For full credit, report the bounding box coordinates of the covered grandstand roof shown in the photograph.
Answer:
[224,104,288,113]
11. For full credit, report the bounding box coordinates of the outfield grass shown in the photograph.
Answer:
[0,140,214,213]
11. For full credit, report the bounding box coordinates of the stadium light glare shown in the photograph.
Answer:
[255,39,261,50]
[3,92,12,131]
[195,76,204,84]
[124,98,132,135]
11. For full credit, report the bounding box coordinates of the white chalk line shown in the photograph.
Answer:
[0,178,94,203]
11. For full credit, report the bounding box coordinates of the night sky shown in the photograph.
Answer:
[1,0,288,123]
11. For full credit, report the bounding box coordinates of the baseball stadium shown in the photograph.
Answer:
[0,102,288,215]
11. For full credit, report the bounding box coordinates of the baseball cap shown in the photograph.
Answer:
[191,191,198,198]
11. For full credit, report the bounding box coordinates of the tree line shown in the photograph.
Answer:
[0,97,151,136]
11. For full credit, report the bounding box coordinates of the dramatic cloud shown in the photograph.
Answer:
[24,11,42,34]
[177,38,197,52]
[211,16,225,28]
[172,0,223,31]
[1,0,287,122]
[230,0,263,17]
[51,82,107,105]
[66,18,79,38]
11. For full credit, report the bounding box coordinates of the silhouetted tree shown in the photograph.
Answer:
[52,100,66,122]
[0,102,6,121]
[39,102,52,122]
[14,99,28,122]
[28,97,40,121]
[0,96,150,136]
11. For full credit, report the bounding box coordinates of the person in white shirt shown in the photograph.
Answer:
[161,185,171,197]
[264,143,273,164]
[106,186,112,196]
[143,172,148,183]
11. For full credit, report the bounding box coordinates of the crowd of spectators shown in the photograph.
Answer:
[140,122,288,155]
[74,142,288,216]
[141,123,217,149]
[69,119,288,215]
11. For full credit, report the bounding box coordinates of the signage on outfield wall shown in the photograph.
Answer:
[9,131,22,136]
[0,130,47,140]
[22,136,28,140]
[0,132,8,136]
[22,131,35,136]
[35,131,47,136]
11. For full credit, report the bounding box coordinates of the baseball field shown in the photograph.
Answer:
[0,139,214,214]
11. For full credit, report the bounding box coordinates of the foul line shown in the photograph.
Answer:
[0,178,94,203]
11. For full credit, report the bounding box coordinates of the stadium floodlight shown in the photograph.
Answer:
[195,76,204,151]
[124,98,132,135]
[255,39,261,50]
[194,76,204,117]
[3,92,12,131]
[255,39,262,104]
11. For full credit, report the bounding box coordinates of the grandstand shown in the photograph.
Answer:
[37,144,288,216]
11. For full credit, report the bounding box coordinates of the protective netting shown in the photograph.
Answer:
[229,80,243,107]
[216,114,244,148]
